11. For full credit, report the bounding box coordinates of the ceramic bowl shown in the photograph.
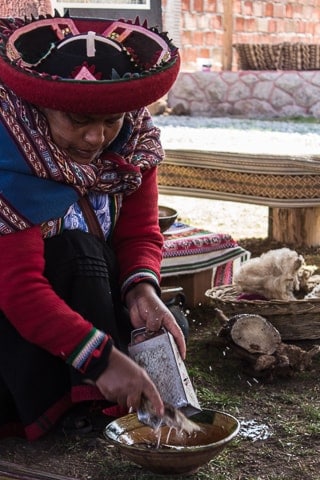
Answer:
[104,409,240,475]
[158,205,178,233]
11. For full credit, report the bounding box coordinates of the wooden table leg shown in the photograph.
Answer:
[270,207,320,247]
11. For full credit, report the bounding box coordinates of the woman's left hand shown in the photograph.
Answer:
[125,282,186,360]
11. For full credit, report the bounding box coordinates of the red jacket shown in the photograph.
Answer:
[0,165,163,374]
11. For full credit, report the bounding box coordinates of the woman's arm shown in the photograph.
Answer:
[0,225,166,411]
[112,166,163,292]
[0,226,101,359]
[113,168,187,359]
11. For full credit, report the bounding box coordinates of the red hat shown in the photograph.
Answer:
[0,12,180,114]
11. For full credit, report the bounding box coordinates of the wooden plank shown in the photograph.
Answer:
[0,460,78,480]
[162,270,213,307]
[222,0,234,70]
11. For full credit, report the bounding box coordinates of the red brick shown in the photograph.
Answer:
[284,21,295,33]
[296,21,306,34]
[274,4,285,17]
[268,20,277,34]
[194,0,204,12]
[181,48,197,63]
[193,31,205,46]
[182,31,193,45]
[183,12,197,30]
[211,14,222,30]
[245,18,256,33]
[233,0,241,14]
[243,1,253,16]
[199,47,211,57]
[253,2,263,17]
[205,31,218,45]
[306,23,316,35]
[292,5,303,18]
[235,17,245,32]
[264,3,273,17]
[276,19,285,33]
[181,0,191,12]
[205,0,217,13]
[285,4,293,18]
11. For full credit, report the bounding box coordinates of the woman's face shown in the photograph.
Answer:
[41,108,125,165]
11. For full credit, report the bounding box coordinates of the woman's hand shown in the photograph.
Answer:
[125,282,186,360]
[95,346,164,415]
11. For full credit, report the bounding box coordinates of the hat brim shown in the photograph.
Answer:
[0,54,180,113]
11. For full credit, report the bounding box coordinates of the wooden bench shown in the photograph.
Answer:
[158,148,320,247]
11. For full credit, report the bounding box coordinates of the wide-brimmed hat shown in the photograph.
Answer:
[0,12,180,113]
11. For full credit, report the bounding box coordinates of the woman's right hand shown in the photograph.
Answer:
[95,346,164,416]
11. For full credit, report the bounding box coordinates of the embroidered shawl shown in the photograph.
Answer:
[0,84,164,235]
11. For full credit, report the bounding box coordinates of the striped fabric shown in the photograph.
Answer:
[160,222,250,284]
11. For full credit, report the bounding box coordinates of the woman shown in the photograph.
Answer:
[0,12,185,440]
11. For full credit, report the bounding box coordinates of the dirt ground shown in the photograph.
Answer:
[1,198,320,480]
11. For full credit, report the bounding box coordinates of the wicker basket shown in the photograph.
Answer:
[233,42,320,71]
[206,285,320,341]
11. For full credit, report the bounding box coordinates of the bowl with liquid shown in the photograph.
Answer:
[103,409,240,475]
[158,205,178,233]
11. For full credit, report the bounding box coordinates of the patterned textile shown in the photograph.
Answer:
[162,222,237,258]
[158,149,320,208]
[0,84,164,235]
[161,222,249,278]
[213,260,234,287]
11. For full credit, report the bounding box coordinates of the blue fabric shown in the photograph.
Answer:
[0,84,163,234]
[0,122,79,226]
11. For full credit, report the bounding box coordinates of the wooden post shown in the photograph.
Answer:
[271,207,320,247]
[222,0,234,70]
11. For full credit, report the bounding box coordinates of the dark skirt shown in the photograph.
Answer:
[0,229,132,440]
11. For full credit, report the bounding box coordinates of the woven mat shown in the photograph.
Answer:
[234,43,320,70]
[158,149,320,207]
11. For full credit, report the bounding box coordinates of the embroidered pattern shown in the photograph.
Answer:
[67,328,107,370]
[121,269,159,297]
[0,85,164,234]
[0,196,29,234]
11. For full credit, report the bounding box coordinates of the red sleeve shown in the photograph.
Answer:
[112,166,163,284]
[0,226,94,359]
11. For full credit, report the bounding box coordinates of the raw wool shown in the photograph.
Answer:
[297,264,318,292]
[233,248,305,301]
[305,283,320,299]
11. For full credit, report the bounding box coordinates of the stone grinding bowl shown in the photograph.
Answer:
[158,205,178,233]
[103,409,240,475]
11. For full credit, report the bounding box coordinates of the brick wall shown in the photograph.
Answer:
[0,1,53,17]
[162,0,320,71]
